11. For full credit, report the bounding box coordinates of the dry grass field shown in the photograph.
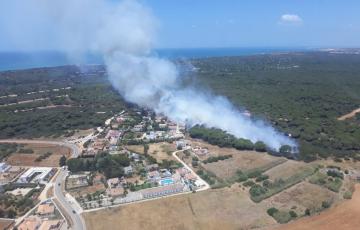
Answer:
[126,142,176,162]
[6,143,71,167]
[203,151,286,180]
[83,185,277,230]
[265,161,316,181]
[264,182,337,215]
[276,184,360,230]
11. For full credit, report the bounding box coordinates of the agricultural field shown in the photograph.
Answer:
[264,182,337,216]
[277,184,360,230]
[83,185,277,230]
[5,143,71,167]
[265,161,317,181]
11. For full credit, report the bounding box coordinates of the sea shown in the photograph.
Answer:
[0,47,308,71]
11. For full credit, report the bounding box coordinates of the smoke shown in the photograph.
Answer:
[0,0,296,150]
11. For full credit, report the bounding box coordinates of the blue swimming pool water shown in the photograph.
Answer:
[160,178,174,186]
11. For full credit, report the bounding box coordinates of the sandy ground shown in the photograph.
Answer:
[5,143,71,167]
[276,184,360,230]
[0,219,14,230]
[83,185,276,230]
[337,108,360,120]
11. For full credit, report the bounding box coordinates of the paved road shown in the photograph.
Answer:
[0,139,85,229]
[172,150,210,191]
[54,169,86,230]
[0,139,81,158]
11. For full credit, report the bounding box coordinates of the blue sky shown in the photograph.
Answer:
[142,0,360,48]
[0,0,359,51]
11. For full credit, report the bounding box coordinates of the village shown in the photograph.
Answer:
[0,107,210,229]
[64,108,209,210]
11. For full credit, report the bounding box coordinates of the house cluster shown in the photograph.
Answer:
[192,146,209,157]
[17,200,65,230]
[17,167,55,184]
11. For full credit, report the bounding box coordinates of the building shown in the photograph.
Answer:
[38,219,64,230]
[17,167,54,184]
[107,178,121,188]
[141,183,185,199]
[0,162,11,173]
[36,202,55,217]
[124,166,133,175]
[18,216,42,230]
[147,170,161,182]
[66,174,89,189]
[145,164,159,171]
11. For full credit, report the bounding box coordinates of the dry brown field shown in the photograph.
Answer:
[83,185,277,230]
[6,143,71,167]
[276,184,360,230]
[126,142,176,162]
[264,182,337,215]
[203,152,286,180]
[265,161,316,181]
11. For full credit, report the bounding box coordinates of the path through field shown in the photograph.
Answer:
[337,108,360,120]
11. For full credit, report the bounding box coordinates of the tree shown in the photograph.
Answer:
[254,141,267,152]
[279,145,292,154]
[143,144,149,155]
[59,155,67,167]
[67,158,84,172]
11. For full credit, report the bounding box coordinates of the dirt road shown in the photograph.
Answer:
[337,108,360,120]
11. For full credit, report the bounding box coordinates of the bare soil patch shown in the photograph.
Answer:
[5,143,70,167]
[276,184,360,230]
[337,107,360,121]
[83,186,276,230]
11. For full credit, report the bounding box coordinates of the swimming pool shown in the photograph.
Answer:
[160,178,174,186]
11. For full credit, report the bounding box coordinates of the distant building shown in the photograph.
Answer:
[36,202,55,217]
[106,177,124,197]
[145,164,159,172]
[17,167,54,184]
[141,183,185,199]
[38,219,64,230]
[18,216,42,230]
[66,174,89,189]
[124,166,133,175]
[0,162,11,173]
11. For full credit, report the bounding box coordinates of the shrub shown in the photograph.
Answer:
[255,174,269,182]
[247,170,262,178]
[272,210,292,224]
[343,191,353,199]
[322,201,331,209]
[249,184,267,197]
[289,210,297,218]
[267,207,279,216]
[243,180,255,187]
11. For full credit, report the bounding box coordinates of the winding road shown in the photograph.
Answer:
[0,139,85,230]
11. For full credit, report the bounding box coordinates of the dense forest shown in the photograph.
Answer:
[0,65,127,138]
[1,52,360,161]
[191,52,360,161]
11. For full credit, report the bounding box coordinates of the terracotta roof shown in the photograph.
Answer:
[37,203,55,215]
[18,216,41,230]
[38,219,63,230]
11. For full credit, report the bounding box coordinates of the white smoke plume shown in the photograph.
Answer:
[0,0,296,150]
